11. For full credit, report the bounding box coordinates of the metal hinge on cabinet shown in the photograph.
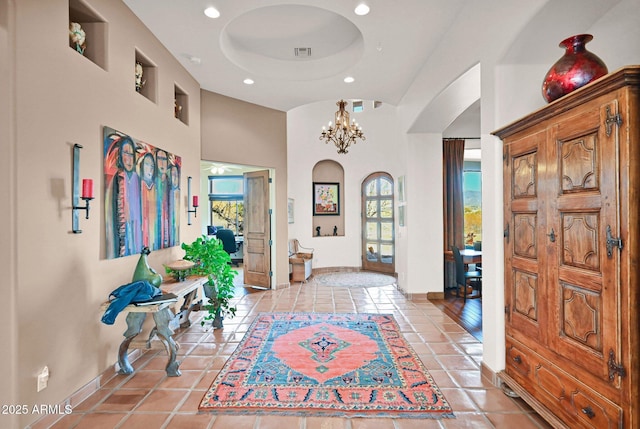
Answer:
[503,223,510,243]
[604,106,622,137]
[605,225,623,258]
[503,146,510,167]
[608,349,626,381]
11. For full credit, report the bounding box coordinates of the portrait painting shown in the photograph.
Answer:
[104,126,181,259]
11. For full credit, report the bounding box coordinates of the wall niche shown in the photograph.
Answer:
[135,49,157,103]
[174,84,189,124]
[312,160,345,237]
[69,0,108,69]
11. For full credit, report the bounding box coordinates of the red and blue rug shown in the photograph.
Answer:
[199,312,454,419]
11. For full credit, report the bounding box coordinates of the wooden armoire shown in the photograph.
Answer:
[493,66,639,429]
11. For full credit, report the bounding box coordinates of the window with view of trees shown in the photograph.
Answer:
[208,176,244,235]
[463,167,482,247]
[210,200,243,235]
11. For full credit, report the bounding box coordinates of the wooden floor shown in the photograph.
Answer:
[430,288,483,342]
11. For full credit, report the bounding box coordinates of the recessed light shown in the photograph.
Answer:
[354,3,370,16]
[204,6,220,18]
[243,78,254,85]
[344,76,355,83]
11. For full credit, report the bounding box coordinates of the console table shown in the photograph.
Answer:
[100,276,208,377]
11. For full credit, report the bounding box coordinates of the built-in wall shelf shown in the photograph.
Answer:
[69,0,108,70]
[174,84,189,124]
[312,160,345,237]
[135,49,157,103]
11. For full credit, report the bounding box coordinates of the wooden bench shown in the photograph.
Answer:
[100,276,208,377]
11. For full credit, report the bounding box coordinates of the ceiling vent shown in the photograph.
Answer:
[294,47,312,57]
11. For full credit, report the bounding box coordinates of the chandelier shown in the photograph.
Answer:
[319,100,366,154]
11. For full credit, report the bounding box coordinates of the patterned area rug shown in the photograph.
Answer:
[314,271,397,287]
[199,312,454,419]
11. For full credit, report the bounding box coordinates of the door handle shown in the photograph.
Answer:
[547,228,556,243]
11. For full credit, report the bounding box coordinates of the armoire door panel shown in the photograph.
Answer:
[561,212,600,271]
[512,152,538,198]
[513,213,538,259]
[560,281,602,352]
[546,97,621,387]
[559,133,599,193]
[513,270,538,321]
[504,132,547,344]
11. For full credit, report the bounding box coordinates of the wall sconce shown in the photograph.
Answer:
[72,143,94,233]
[187,176,198,225]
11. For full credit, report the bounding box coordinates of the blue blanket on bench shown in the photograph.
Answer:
[101,280,162,325]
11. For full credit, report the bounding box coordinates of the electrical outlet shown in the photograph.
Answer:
[37,366,49,392]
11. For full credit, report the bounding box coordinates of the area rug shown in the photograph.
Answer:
[314,271,397,287]
[199,312,453,419]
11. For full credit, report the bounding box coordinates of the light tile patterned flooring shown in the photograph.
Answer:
[35,278,553,429]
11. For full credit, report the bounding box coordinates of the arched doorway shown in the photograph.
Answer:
[361,172,395,273]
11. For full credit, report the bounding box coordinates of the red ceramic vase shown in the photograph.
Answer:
[541,34,608,103]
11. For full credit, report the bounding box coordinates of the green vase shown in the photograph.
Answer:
[132,247,163,287]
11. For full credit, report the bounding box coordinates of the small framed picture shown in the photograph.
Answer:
[313,182,340,215]
[288,198,294,224]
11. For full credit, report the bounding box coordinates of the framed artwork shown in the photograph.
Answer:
[399,205,406,227]
[313,182,340,215]
[288,198,294,224]
[104,126,181,259]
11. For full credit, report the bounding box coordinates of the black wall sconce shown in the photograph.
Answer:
[187,176,198,225]
[72,143,94,233]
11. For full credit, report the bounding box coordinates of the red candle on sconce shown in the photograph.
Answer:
[82,179,94,199]
[192,195,199,208]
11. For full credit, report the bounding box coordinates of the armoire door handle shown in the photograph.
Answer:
[547,228,556,242]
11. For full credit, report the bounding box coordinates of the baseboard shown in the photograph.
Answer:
[27,349,144,429]
[427,291,445,300]
[480,362,501,387]
[311,266,362,275]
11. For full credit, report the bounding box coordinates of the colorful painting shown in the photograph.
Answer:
[104,126,181,259]
[313,182,339,215]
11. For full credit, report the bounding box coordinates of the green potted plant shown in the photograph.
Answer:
[179,235,237,329]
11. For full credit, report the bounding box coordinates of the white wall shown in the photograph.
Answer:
[404,134,444,295]
[287,101,406,278]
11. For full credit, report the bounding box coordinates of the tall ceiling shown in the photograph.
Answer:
[122,0,624,138]
[122,0,466,112]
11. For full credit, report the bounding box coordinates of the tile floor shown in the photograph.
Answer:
[34,278,553,429]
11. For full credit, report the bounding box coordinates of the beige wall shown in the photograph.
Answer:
[3,1,201,426]
[0,1,18,428]
[200,91,288,287]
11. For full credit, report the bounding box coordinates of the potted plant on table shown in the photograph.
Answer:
[180,235,237,329]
